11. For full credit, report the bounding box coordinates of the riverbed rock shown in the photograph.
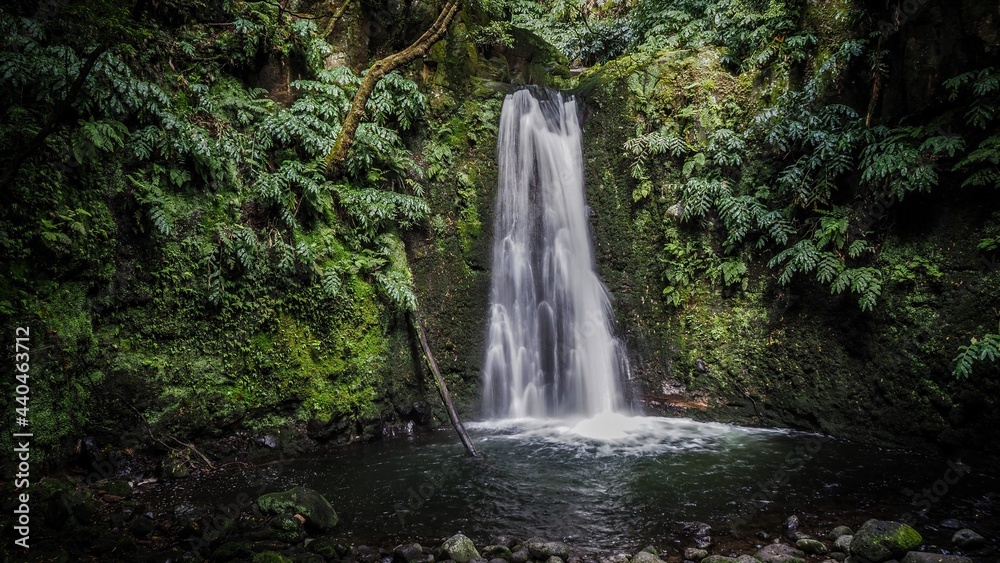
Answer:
[735,556,757,563]
[850,520,922,562]
[684,548,708,561]
[492,537,519,549]
[754,543,806,563]
[829,527,854,541]
[546,556,565,563]
[834,535,853,554]
[256,487,338,530]
[267,514,305,543]
[701,556,737,563]
[632,551,667,563]
[684,522,713,537]
[951,529,985,549]
[482,545,514,560]
[442,534,481,563]
[395,543,426,563]
[901,553,973,563]
[829,553,847,562]
[599,552,630,563]
[509,549,529,563]
[797,539,828,555]
[785,515,801,539]
[524,538,571,560]
[939,519,963,530]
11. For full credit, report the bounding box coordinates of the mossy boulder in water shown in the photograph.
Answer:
[850,519,922,562]
[632,551,668,563]
[256,487,338,530]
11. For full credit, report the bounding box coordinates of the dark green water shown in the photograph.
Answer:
[150,415,999,552]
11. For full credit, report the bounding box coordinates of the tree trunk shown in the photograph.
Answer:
[409,310,480,458]
[324,0,461,175]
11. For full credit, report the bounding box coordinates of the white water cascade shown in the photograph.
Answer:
[482,87,629,419]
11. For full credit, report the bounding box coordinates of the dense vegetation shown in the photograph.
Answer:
[1,0,998,476]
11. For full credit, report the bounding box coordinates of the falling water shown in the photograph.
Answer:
[482,87,629,419]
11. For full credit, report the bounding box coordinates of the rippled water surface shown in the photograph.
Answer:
[151,415,999,551]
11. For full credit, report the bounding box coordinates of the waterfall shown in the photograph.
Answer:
[482,87,629,419]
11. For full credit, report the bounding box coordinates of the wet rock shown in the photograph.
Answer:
[829,527,854,541]
[509,549,530,563]
[796,539,828,555]
[357,545,382,563]
[395,543,426,563]
[901,553,973,563]
[599,552,630,563]
[252,552,293,563]
[309,539,339,559]
[754,543,807,563]
[545,557,565,563]
[834,535,853,554]
[469,557,489,563]
[128,515,155,538]
[524,538,571,560]
[785,515,801,539]
[256,487,338,530]
[695,536,714,549]
[631,551,666,563]
[757,532,773,541]
[642,546,658,555]
[489,559,508,563]
[734,556,757,563]
[684,522,713,537]
[851,520,922,562]
[482,546,514,560]
[939,519,963,530]
[829,552,848,561]
[267,514,306,544]
[701,556,737,563]
[951,529,985,549]
[492,536,520,549]
[442,534,481,563]
[684,548,708,561]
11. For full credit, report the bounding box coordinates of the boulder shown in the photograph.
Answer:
[684,522,713,537]
[785,515,800,539]
[939,519,962,530]
[509,550,530,563]
[950,529,984,549]
[395,543,426,563]
[834,535,853,554]
[735,556,758,563]
[631,552,667,563]
[796,539,828,555]
[684,548,709,561]
[256,487,338,530]
[524,538,571,560]
[701,557,737,563]
[828,527,854,541]
[850,520,922,562]
[546,557,565,563]
[267,514,306,543]
[754,543,806,563]
[901,553,973,563]
[491,536,519,549]
[441,534,481,563]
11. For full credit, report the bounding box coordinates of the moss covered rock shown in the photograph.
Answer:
[256,487,338,531]
[850,519,922,562]
[442,533,481,563]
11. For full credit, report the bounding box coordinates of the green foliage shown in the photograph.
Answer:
[953,325,1000,379]
[0,0,436,462]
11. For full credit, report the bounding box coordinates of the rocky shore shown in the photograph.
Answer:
[6,479,995,563]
